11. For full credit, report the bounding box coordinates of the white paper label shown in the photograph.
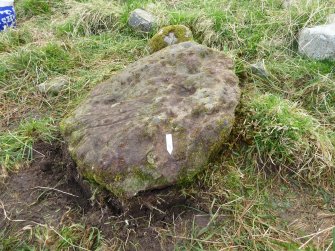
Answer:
[166,134,173,155]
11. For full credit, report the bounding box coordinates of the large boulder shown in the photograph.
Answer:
[61,42,240,200]
[298,24,335,60]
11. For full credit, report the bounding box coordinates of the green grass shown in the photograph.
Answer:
[0,42,77,87]
[0,28,33,53]
[0,0,335,250]
[240,92,334,183]
[16,0,65,19]
[0,118,57,170]
[56,0,121,36]
[0,223,104,251]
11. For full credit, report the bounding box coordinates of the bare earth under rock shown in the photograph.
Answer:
[0,141,211,250]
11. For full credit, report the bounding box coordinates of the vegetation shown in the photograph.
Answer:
[0,118,57,170]
[0,0,334,250]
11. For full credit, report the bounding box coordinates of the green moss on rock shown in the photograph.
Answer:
[177,116,235,186]
[149,25,193,53]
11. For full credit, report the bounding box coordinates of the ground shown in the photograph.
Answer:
[0,142,200,250]
[0,0,335,250]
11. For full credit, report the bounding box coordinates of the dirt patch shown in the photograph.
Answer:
[0,141,88,227]
[271,184,335,249]
[0,141,209,250]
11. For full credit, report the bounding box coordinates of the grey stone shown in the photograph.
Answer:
[128,9,156,32]
[61,42,240,200]
[163,32,178,45]
[251,61,269,78]
[37,76,69,95]
[282,0,297,8]
[282,0,312,8]
[327,14,335,24]
[298,24,335,60]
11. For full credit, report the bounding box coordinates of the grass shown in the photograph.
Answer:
[56,0,121,36]
[0,223,104,251]
[240,92,334,184]
[15,0,65,19]
[0,118,57,171]
[0,28,33,53]
[0,0,334,250]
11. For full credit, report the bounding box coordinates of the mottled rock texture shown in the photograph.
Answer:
[61,42,240,199]
[282,0,311,8]
[128,9,156,32]
[149,25,193,52]
[298,24,335,60]
[327,14,335,24]
[37,76,69,95]
[251,61,269,78]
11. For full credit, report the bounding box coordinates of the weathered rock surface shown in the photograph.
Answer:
[282,0,297,8]
[327,14,335,24]
[251,60,269,78]
[37,76,69,95]
[282,0,307,8]
[128,9,156,32]
[298,24,335,60]
[149,25,193,52]
[61,42,240,199]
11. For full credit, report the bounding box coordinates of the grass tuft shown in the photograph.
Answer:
[57,0,121,36]
[0,28,33,53]
[0,223,104,251]
[0,118,57,170]
[0,42,78,100]
[16,0,65,19]
[241,93,334,183]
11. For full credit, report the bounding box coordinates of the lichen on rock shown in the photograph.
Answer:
[61,42,240,201]
[149,25,193,52]
[298,24,335,60]
[128,9,156,32]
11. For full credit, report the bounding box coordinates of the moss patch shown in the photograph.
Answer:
[149,25,193,52]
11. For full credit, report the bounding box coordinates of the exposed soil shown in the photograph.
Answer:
[271,184,335,249]
[0,141,209,250]
[1,141,334,250]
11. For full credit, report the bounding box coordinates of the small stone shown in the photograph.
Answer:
[298,24,335,60]
[282,0,307,8]
[37,76,69,95]
[251,61,269,78]
[149,25,193,52]
[326,14,335,24]
[128,9,156,33]
[282,0,297,8]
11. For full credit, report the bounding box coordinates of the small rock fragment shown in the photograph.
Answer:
[326,14,335,24]
[251,61,269,78]
[298,24,335,60]
[149,25,193,52]
[37,76,69,95]
[128,9,156,32]
[282,0,297,8]
[282,0,308,8]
